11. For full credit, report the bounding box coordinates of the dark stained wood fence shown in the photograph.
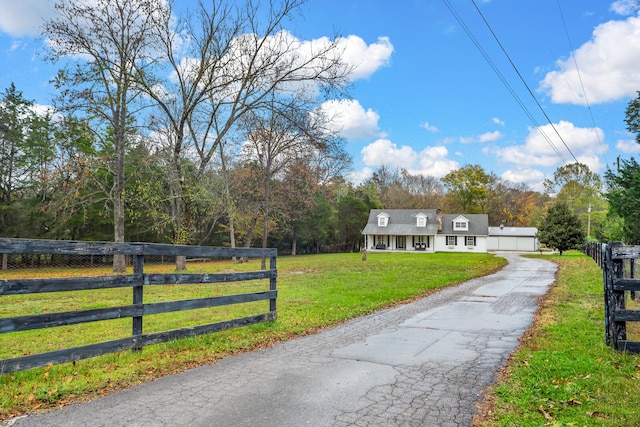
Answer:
[585,242,640,352]
[0,238,277,372]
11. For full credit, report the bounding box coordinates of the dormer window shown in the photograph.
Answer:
[416,213,427,227]
[453,216,469,231]
[377,212,389,227]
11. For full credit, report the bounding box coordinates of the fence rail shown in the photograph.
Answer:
[0,238,277,372]
[584,242,640,352]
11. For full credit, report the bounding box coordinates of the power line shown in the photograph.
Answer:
[469,0,580,165]
[555,0,608,165]
[441,0,568,164]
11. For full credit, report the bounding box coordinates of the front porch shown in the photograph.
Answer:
[364,234,435,253]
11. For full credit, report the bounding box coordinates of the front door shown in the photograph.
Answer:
[396,235,405,249]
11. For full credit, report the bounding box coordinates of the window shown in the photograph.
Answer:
[376,235,385,245]
[447,236,457,246]
[416,214,426,227]
[416,235,425,244]
[377,213,389,227]
[466,236,476,246]
[454,221,468,231]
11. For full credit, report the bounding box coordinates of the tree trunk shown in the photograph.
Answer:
[244,214,259,248]
[219,143,237,264]
[112,131,126,273]
[173,146,189,271]
[112,196,126,272]
[291,230,297,256]
[261,177,271,270]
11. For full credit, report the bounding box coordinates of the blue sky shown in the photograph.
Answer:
[1,0,639,191]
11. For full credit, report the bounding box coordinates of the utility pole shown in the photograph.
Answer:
[587,203,592,238]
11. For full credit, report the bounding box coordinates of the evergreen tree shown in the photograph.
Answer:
[605,158,640,244]
[537,202,585,255]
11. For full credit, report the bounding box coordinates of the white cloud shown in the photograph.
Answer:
[459,130,503,144]
[478,130,503,142]
[339,35,394,80]
[361,139,415,167]
[616,138,640,153]
[611,0,639,15]
[0,0,57,36]
[360,139,458,178]
[496,121,607,172]
[501,168,547,192]
[492,117,505,126]
[415,145,460,177]
[540,14,640,104]
[318,99,381,140]
[32,103,56,117]
[346,167,373,185]
[420,121,439,132]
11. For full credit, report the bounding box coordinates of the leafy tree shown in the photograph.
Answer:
[605,158,640,244]
[44,0,161,271]
[543,162,605,238]
[336,193,370,252]
[354,181,384,211]
[537,202,585,255]
[0,84,55,238]
[489,181,539,227]
[441,164,495,213]
[625,91,640,144]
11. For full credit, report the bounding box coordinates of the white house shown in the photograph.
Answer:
[361,209,489,253]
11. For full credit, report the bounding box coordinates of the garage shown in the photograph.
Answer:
[487,226,539,252]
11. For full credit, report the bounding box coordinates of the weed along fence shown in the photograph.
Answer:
[0,238,277,373]
[585,242,640,352]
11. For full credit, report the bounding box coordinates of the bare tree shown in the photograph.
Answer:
[136,0,350,269]
[238,91,339,268]
[43,0,163,271]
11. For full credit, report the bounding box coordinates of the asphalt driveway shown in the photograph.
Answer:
[8,252,556,427]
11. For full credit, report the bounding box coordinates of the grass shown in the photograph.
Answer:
[0,251,505,420]
[474,251,640,427]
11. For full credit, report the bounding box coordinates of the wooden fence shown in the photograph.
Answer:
[0,238,277,372]
[584,242,640,352]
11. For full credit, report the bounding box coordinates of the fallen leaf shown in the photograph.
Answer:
[538,405,552,420]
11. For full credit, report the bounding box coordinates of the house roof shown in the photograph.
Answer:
[488,226,538,237]
[361,209,489,236]
[440,213,489,235]
[361,209,438,236]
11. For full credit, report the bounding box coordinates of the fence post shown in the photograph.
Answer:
[604,244,611,346]
[132,253,144,351]
[269,254,277,315]
[607,243,627,350]
[631,259,636,301]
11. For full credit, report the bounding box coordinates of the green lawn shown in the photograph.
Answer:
[475,251,640,427]
[0,251,504,420]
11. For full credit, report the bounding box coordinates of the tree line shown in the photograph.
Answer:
[1,0,639,270]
